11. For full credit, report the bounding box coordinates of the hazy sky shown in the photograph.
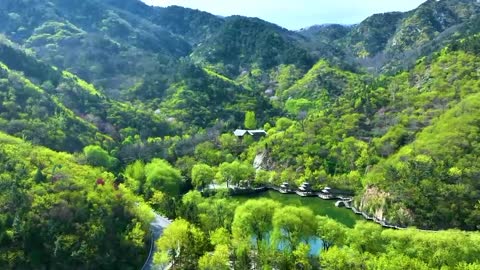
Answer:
[142,0,428,30]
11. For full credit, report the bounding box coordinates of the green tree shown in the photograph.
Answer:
[216,161,254,187]
[198,198,238,232]
[320,246,365,270]
[219,133,239,154]
[366,253,429,270]
[285,98,314,130]
[124,160,146,193]
[255,169,272,185]
[144,159,183,197]
[34,167,46,183]
[191,163,215,190]
[181,190,204,224]
[232,199,281,268]
[194,142,222,165]
[272,206,317,251]
[244,111,257,129]
[293,243,313,270]
[198,244,230,270]
[83,145,117,170]
[316,216,347,250]
[125,221,147,249]
[210,228,231,246]
[154,219,207,269]
[347,221,384,254]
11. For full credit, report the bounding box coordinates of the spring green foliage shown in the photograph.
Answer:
[154,218,207,269]
[0,59,98,151]
[144,159,183,197]
[218,49,480,230]
[232,199,281,245]
[244,111,257,129]
[198,244,230,270]
[271,206,317,267]
[282,60,364,100]
[0,37,174,157]
[83,145,118,170]
[156,195,480,270]
[0,132,153,268]
[216,161,255,187]
[0,0,191,92]
[2,0,480,268]
[319,224,480,270]
[135,61,278,130]
[316,216,347,250]
[364,86,480,229]
[158,45,480,233]
[191,163,215,190]
[124,160,146,193]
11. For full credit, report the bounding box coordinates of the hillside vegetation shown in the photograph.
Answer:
[1,0,480,268]
[0,132,153,268]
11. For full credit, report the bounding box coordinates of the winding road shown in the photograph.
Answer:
[142,214,172,270]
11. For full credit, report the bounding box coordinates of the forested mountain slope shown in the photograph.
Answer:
[0,132,153,268]
[300,0,480,72]
[190,16,313,77]
[365,85,480,229]
[2,0,480,268]
[234,48,480,230]
[0,0,478,230]
[0,0,314,97]
[0,0,191,94]
[0,38,174,152]
[0,0,312,133]
[0,45,100,151]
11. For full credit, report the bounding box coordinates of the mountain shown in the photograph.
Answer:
[387,0,480,54]
[0,0,313,133]
[0,131,153,268]
[190,16,313,77]
[299,0,480,73]
[0,0,191,95]
[0,0,315,96]
[346,12,404,58]
[0,37,174,153]
[360,48,480,229]
[2,0,480,268]
[1,0,479,228]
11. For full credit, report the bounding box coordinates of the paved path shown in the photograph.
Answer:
[142,214,172,270]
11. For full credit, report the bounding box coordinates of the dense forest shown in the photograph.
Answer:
[1,0,480,269]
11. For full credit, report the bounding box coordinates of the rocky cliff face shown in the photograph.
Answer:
[253,150,267,170]
[356,186,390,221]
[253,150,278,171]
[356,186,414,226]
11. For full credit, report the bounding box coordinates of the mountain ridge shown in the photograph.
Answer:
[2,0,480,268]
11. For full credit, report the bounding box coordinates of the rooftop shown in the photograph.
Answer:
[234,129,267,137]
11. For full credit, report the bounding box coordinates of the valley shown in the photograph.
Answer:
[0,0,480,269]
